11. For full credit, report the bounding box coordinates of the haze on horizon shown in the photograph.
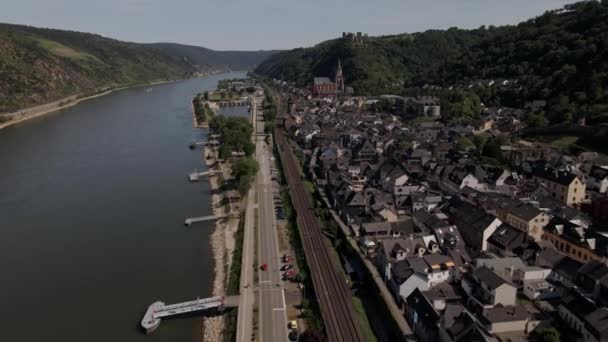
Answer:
[0,0,574,50]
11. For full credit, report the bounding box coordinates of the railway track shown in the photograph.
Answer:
[275,129,365,342]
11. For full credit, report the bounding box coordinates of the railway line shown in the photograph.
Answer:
[275,129,365,342]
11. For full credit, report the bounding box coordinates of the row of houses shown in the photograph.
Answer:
[272,79,608,342]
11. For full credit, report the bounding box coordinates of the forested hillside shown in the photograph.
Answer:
[149,43,278,71]
[255,0,608,125]
[0,24,275,113]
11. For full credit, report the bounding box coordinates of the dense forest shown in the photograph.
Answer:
[255,0,608,125]
[0,24,275,113]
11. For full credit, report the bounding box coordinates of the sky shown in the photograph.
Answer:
[0,0,575,51]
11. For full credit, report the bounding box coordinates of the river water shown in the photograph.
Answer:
[0,72,247,342]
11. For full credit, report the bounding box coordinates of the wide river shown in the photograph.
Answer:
[0,72,247,342]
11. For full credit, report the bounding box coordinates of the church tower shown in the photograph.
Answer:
[335,59,345,93]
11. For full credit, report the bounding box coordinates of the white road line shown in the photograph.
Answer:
[272,308,285,311]
[281,288,286,309]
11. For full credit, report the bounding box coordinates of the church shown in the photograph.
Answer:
[312,59,345,97]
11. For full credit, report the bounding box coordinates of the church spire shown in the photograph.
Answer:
[335,58,345,92]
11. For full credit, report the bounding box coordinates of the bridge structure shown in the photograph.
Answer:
[141,296,239,334]
[188,169,220,182]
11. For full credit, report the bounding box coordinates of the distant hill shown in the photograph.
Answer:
[0,23,277,113]
[149,43,278,71]
[255,1,608,125]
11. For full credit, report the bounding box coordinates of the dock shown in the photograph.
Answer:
[184,215,226,226]
[141,296,234,334]
[188,169,219,182]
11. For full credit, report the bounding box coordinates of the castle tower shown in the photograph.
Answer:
[335,59,345,93]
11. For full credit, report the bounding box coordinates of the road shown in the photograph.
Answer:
[236,96,258,342]
[256,100,289,342]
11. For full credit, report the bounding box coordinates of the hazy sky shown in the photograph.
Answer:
[0,0,574,50]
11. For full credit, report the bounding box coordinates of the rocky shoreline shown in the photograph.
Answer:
[201,145,238,342]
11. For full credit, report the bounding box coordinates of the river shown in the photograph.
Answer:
[0,72,247,342]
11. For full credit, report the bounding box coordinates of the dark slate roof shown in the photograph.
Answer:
[585,307,608,340]
[391,260,415,284]
[534,167,579,186]
[487,224,527,251]
[314,77,334,86]
[473,266,510,290]
[480,305,528,324]
[561,292,597,319]
[578,260,608,282]
[406,288,440,323]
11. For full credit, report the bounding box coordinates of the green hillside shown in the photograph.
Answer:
[0,24,276,113]
[149,43,278,71]
[255,0,608,124]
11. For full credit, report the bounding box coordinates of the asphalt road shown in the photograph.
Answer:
[256,106,289,342]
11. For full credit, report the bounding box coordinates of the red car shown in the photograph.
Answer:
[282,254,293,263]
[261,263,268,271]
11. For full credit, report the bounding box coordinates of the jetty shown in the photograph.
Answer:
[184,215,227,226]
[188,169,220,182]
[141,296,238,334]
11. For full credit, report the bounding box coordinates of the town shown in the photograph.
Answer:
[265,56,608,342]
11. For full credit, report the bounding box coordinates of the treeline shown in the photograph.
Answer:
[209,116,258,194]
[192,93,213,124]
[255,1,608,125]
[262,89,278,133]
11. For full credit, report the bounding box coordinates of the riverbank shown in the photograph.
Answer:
[0,78,186,130]
[201,145,239,342]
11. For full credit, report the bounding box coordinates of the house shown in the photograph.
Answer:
[405,288,441,342]
[497,202,550,242]
[445,197,502,252]
[445,310,498,342]
[558,292,608,342]
[535,247,582,289]
[588,165,608,194]
[542,216,602,263]
[487,224,528,257]
[386,254,457,303]
[405,286,462,342]
[462,266,517,308]
[576,260,608,303]
[479,305,533,334]
[441,165,485,194]
[533,167,586,206]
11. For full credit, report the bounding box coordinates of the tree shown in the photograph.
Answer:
[483,138,503,159]
[456,137,474,151]
[473,134,488,152]
[203,91,209,101]
[531,327,560,342]
[232,157,259,194]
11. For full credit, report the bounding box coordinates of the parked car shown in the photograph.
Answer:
[260,263,268,271]
[281,264,293,271]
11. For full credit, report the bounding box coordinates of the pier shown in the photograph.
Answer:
[184,215,226,226]
[188,169,220,182]
[189,139,219,149]
[141,296,239,334]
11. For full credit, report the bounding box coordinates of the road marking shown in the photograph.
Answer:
[272,308,285,311]
[260,280,271,283]
[281,288,286,309]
